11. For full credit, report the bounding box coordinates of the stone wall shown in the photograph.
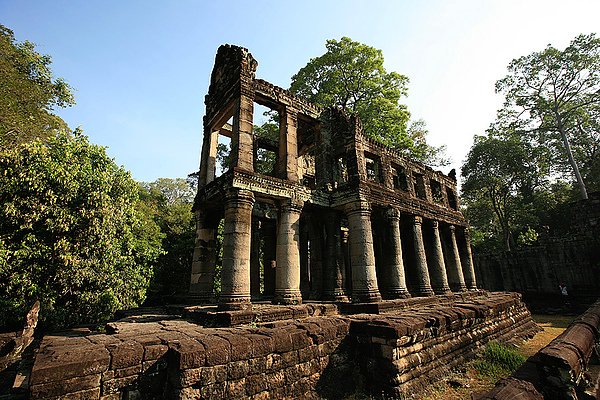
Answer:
[481,300,600,400]
[27,292,537,399]
[351,292,536,397]
[475,193,600,303]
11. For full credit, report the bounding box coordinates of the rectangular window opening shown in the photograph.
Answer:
[392,164,409,191]
[430,180,444,204]
[447,187,458,210]
[337,156,348,183]
[414,173,427,199]
[365,153,382,183]
[215,117,233,178]
[253,103,279,177]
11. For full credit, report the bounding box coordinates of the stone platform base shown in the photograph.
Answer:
[27,292,538,399]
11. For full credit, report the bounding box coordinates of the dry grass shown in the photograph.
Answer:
[520,314,575,357]
[422,314,575,400]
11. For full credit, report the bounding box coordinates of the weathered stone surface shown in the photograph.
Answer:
[477,377,543,400]
[107,340,143,370]
[194,335,230,366]
[168,338,206,369]
[30,373,101,398]
[30,344,109,385]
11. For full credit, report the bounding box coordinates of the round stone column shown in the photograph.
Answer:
[219,189,255,310]
[250,219,261,298]
[412,216,435,296]
[323,212,348,301]
[384,207,410,299]
[461,228,478,290]
[428,220,451,294]
[274,199,304,304]
[447,225,467,292]
[346,201,382,303]
[189,209,218,302]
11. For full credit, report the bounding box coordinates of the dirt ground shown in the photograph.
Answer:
[421,313,575,400]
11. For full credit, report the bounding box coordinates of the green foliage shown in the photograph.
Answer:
[473,342,526,380]
[290,37,410,142]
[138,178,196,298]
[0,133,162,329]
[0,24,75,148]
[290,37,446,164]
[463,33,599,251]
[253,121,278,175]
[461,132,550,251]
[495,33,600,199]
[516,227,539,246]
[406,119,450,167]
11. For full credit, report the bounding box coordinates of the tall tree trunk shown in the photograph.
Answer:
[556,113,588,200]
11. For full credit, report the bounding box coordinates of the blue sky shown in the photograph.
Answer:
[2,0,599,182]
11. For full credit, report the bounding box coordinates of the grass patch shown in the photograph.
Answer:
[473,341,526,381]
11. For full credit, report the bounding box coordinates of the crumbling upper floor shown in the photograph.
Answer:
[195,44,464,227]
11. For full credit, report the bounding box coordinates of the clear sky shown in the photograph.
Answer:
[2,0,599,183]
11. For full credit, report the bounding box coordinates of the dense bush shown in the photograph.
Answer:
[0,133,163,329]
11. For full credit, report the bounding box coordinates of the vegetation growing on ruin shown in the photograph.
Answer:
[473,341,526,380]
[290,37,449,167]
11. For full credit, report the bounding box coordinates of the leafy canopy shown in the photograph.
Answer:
[461,131,551,251]
[290,37,447,165]
[0,24,74,148]
[138,178,197,298]
[461,33,600,252]
[0,133,163,329]
[495,33,600,199]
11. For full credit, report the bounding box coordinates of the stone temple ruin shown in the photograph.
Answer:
[190,44,477,309]
[17,45,558,400]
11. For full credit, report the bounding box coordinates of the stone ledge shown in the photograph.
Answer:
[28,292,538,399]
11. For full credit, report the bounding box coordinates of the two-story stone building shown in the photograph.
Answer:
[190,44,477,310]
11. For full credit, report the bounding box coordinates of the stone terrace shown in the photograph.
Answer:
[28,292,538,399]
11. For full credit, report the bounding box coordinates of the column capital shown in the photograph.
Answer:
[281,106,299,118]
[412,215,423,225]
[449,225,457,233]
[345,200,371,216]
[430,220,440,229]
[384,206,401,221]
[280,198,304,213]
[225,189,255,208]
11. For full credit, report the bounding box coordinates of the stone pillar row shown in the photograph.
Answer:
[211,192,476,309]
[345,205,475,303]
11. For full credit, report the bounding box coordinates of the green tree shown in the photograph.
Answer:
[291,37,438,157]
[406,119,451,167]
[139,178,196,299]
[461,132,550,251]
[495,33,600,199]
[0,24,74,147]
[0,133,163,329]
